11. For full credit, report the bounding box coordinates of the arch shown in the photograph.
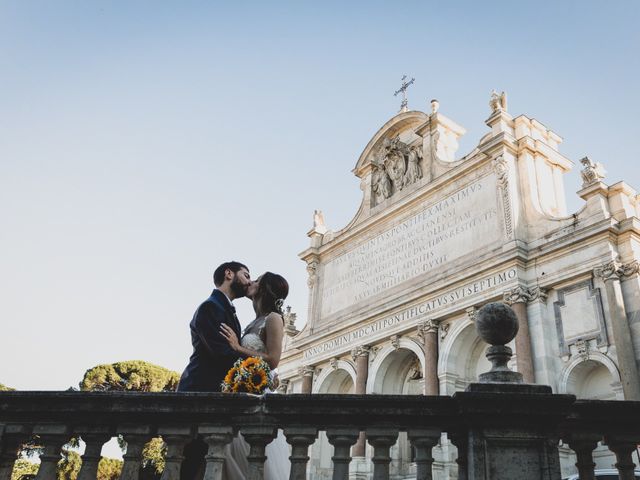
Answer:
[558,353,622,400]
[353,111,429,174]
[367,337,424,394]
[313,360,356,394]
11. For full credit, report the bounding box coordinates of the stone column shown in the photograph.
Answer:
[158,427,191,480]
[619,261,640,366]
[594,261,640,400]
[418,319,439,395]
[241,426,277,480]
[351,346,371,457]
[300,366,315,394]
[120,431,149,480]
[284,427,318,480]
[407,428,441,480]
[605,435,639,480]
[326,428,359,480]
[565,433,600,480]
[366,428,398,480]
[77,432,110,480]
[32,425,69,480]
[503,286,545,384]
[199,426,234,480]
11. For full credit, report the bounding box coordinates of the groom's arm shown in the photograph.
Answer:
[193,302,238,359]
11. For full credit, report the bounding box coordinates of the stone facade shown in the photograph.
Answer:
[279,93,640,479]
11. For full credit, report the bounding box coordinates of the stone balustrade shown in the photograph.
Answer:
[0,391,639,480]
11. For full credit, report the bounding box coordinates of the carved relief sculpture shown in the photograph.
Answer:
[371,135,424,205]
[489,90,508,113]
[579,156,607,187]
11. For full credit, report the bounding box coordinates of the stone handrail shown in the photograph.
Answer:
[1,391,639,480]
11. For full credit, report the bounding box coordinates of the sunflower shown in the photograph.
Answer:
[224,367,239,385]
[248,369,269,392]
[241,357,262,369]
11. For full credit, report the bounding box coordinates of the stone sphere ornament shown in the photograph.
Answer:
[475,302,519,346]
[475,302,523,384]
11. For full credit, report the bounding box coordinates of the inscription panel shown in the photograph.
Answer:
[320,174,501,318]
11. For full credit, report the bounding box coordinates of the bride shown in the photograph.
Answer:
[219,271,291,480]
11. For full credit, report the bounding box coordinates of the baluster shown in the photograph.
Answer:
[325,428,359,480]
[33,425,70,480]
[240,425,277,480]
[120,430,152,480]
[284,427,318,480]
[0,426,29,480]
[605,435,639,480]
[565,433,600,480]
[448,432,467,480]
[408,428,441,480]
[158,428,192,480]
[199,426,234,480]
[366,427,399,480]
[76,431,110,480]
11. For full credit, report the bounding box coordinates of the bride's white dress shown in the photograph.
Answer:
[223,316,291,480]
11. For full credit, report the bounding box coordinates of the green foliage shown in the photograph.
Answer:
[10,459,37,480]
[0,382,15,391]
[141,437,166,474]
[97,458,123,480]
[57,450,81,480]
[79,360,180,392]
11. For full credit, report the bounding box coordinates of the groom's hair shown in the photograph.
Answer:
[213,261,249,287]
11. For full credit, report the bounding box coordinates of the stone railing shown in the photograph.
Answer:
[2,391,640,480]
[2,303,639,480]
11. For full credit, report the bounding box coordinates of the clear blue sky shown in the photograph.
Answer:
[1,1,639,390]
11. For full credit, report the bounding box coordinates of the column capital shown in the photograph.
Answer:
[417,319,439,339]
[503,285,548,305]
[594,260,623,282]
[299,365,315,377]
[350,345,371,361]
[620,260,640,280]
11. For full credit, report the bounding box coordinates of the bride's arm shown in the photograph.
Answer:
[219,313,284,369]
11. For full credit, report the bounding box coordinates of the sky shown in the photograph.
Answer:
[1,1,639,391]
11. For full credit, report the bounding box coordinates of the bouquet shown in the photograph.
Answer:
[221,356,273,394]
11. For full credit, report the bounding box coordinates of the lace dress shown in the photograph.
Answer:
[223,316,291,480]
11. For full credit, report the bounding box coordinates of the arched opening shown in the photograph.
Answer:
[565,359,616,400]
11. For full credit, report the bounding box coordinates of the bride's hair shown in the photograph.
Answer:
[256,272,289,316]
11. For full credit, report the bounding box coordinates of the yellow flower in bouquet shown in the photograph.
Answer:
[221,356,273,394]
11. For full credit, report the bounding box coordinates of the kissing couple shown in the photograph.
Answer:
[177,261,291,480]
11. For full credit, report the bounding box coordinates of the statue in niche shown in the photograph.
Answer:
[371,135,423,205]
[407,357,423,380]
[489,89,508,113]
[404,145,423,185]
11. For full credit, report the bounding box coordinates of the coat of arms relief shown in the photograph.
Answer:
[371,136,423,206]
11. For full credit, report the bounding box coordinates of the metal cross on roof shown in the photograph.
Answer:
[394,75,415,113]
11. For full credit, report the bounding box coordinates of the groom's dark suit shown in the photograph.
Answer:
[177,289,242,392]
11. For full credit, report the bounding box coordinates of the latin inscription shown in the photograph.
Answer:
[320,175,501,317]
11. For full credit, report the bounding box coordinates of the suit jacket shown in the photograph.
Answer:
[177,289,242,392]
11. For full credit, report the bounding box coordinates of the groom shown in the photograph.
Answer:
[178,261,251,392]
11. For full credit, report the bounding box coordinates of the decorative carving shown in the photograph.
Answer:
[329,358,339,370]
[489,90,508,113]
[351,345,371,361]
[407,357,423,380]
[371,136,423,205]
[503,286,548,305]
[493,155,513,239]
[417,319,438,340]
[440,322,450,340]
[579,157,606,187]
[574,339,589,361]
[283,306,299,337]
[594,260,622,282]
[466,306,478,322]
[620,260,640,279]
[390,335,400,350]
[299,366,315,378]
[306,260,318,288]
[312,210,327,234]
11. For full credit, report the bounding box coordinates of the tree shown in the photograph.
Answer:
[10,459,37,480]
[79,360,180,392]
[0,383,15,391]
